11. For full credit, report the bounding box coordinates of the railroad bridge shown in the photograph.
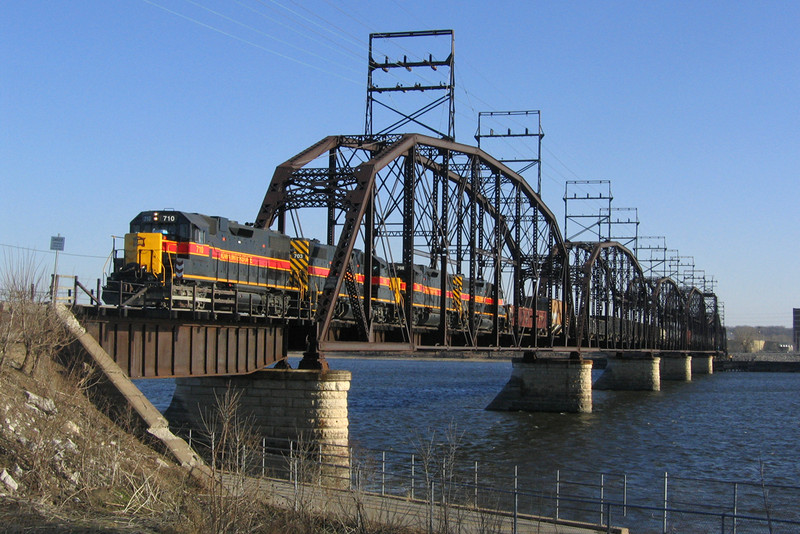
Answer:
[67,133,724,425]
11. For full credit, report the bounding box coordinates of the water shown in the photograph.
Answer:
[135,359,800,529]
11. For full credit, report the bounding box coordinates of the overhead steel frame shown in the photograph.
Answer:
[253,134,568,367]
[475,110,544,195]
[637,235,668,279]
[602,206,640,255]
[563,180,613,242]
[365,30,455,140]
[564,240,723,353]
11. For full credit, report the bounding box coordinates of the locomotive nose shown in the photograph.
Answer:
[124,232,165,277]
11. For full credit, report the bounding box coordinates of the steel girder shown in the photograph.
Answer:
[254,134,567,362]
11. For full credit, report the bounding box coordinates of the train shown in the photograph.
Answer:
[102,211,547,340]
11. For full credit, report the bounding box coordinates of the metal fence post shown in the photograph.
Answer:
[663,471,669,534]
[513,465,518,534]
[442,457,447,509]
[732,482,738,534]
[600,473,605,526]
[556,469,561,520]
[623,473,628,516]
[382,450,386,496]
[293,457,299,511]
[318,442,323,487]
[290,441,294,483]
[261,437,265,477]
[429,480,435,534]
[474,460,478,509]
[411,454,415,500]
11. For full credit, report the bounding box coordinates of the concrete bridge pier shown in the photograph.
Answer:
[660,352,692,381]
[165,368,351,486]
[691,353,714,374]
[593,352,661,391]
[487,355,593,413]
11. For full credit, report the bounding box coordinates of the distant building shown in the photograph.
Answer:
[794,309,800,352]
[744,339,765,353]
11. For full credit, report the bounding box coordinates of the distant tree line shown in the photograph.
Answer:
[728,325,793,353]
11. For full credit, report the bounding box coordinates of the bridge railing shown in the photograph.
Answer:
[50,274,102,308]
[176,428,800,533]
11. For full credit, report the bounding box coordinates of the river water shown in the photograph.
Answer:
[135,358,800,531]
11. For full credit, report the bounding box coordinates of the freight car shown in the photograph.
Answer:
[102,210,510,334]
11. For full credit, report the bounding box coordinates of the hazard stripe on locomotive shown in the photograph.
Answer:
[102,210,539,333]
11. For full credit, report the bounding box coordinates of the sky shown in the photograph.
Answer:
[1,1,798,327]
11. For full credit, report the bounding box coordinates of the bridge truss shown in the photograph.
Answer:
[251,133,724,368]
[254,134,568,364]
[70,131,725,377]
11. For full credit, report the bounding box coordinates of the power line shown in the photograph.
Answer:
[140,0,362,84]
[0,243,107,260]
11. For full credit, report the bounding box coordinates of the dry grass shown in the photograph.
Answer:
[0,307,422,533]
[0,254,433,532]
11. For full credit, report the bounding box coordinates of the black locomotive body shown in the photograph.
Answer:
[103,210,510,336]
[104,211,297,316]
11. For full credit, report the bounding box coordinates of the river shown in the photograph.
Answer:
[135,358,800,531]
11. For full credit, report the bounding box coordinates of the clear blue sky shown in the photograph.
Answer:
[2,1,798,327]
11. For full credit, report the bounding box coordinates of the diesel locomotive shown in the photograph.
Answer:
[102,210,509,335]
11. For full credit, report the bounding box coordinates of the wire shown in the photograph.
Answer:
[140,0,362,84]
[234,0,365,68]
[0,243,107,260]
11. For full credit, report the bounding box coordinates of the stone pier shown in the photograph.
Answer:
[165,368,351,485]
[660,352,692,381]
[691,353,714,374]
[593,352,661,391]
[487,356,593,413]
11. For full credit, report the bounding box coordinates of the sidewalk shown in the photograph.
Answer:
[226,474,629,534]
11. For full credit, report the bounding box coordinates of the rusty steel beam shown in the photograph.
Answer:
[76,309,286,378]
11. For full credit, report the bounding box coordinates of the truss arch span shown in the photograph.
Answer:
[254,134,568,355]
[652,278,687,350]
[685,287,709,351]
[568,241,651,350]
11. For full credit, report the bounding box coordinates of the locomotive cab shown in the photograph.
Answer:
[114,211,198,274]
[104,211,201,306]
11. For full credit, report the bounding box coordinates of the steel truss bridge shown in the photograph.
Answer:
[255,133,723,364]
[73,133,724,376]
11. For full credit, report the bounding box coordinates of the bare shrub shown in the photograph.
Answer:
[413,422,469,533]
[0,250,71,376]
[198,387,270,533]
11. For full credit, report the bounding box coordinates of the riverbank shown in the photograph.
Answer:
[717,351,800,371]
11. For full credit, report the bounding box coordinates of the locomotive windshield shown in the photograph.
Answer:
[130,212,191,241]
